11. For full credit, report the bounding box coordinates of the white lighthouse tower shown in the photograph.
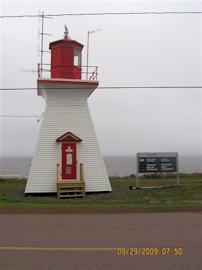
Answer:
[25,28,112,198]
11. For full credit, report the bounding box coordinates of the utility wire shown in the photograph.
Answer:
[0,115,39,117]
[0,113,44,122]
[0,11,202,18]
[0,86,202,90]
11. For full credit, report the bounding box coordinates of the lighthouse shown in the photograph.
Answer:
[25,27,112,198]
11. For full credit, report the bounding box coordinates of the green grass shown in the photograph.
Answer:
[0,174,201,212]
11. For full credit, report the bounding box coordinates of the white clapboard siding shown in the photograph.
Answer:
[25,79,112,193]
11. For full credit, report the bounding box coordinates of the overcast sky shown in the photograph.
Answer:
[0,0,201,157]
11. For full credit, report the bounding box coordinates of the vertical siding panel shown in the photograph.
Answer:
[25,82,112,193]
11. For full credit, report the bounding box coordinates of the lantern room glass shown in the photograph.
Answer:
[74,49,81,67]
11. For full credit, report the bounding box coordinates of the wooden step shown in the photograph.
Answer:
[59,190,84,198]
[60,189,83,193]
[60,194,84,198]
[57,185,85,199]
[60,190,83,194]
[56,163,86,200]
[58,183,84,188]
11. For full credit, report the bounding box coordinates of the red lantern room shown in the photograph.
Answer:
[49,26,84,79]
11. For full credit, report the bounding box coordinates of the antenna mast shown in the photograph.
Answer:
[38,11,52,77]
[86,28,102,80]
[40,11,44,77]
[21,11,52,77]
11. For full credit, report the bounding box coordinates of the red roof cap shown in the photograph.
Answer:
[49,38,84,50]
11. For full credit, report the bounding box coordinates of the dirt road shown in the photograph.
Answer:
[0,212,201,270]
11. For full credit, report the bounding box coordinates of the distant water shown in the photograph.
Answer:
[0,156,201,178]
[104,156,201,177]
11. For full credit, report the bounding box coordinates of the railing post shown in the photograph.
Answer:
[38,63,40,78]
[80,163,86,199]
[80,163,83,182]
[57,163,59,183]
[56,164,60,200]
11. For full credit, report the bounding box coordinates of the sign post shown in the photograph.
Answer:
[136,152,179,189]
[136,155,139,189]
[176,152,179,186]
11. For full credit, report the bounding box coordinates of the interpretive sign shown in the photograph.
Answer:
[136,152,179,188]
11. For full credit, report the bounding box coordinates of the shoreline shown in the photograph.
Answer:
[1,172,202,179]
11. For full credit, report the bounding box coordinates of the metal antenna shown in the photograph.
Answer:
[86,28,102,80]
[41,11,44,76]
[21,11,52,77]
[38,11,52,77]
[21,68,38,74]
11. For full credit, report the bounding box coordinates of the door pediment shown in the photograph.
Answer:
[56,132,82,143]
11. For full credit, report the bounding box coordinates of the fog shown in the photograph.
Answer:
[0,0,201,157]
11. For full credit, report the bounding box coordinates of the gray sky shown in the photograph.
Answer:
[0,0,201,156]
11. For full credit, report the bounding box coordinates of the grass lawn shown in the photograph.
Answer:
[0,174,201,212]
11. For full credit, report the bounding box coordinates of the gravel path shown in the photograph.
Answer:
[11,188,126,202]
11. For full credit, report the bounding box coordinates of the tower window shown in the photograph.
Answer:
[74,49,81,67]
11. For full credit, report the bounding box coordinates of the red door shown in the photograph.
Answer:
[62,143,77,179]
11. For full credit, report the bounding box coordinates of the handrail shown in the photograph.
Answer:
[57,163,60,183]
[80,163,86,199]
[38,63,98,80]
[80,163,85,183]
[56,163,60,200]
[89,66,98,80]
[57,163,85,183]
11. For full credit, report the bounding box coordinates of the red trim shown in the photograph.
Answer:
[56,131,82,142]
[38,79,98,87]
[62,143,77,179]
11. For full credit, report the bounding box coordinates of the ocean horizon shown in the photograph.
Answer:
[0,155,201,178]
